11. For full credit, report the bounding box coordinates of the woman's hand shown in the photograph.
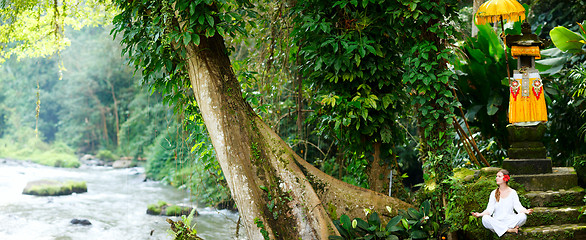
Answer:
[525,209,534,215]
[471,212,482,218]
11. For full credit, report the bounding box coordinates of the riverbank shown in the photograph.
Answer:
[0,159,244,240]
[0,139,80,168]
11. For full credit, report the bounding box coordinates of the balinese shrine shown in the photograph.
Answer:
[501,22,578,191]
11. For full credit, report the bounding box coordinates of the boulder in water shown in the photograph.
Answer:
[147,201,197,216]
[70,218,92,226]
[112,159,135,169]
[22,180,87,196]
[80,154,105,166]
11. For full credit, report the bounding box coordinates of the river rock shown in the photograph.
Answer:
[80,154,105,166]
[22,179,87,196]
[112,159,134,169]
[70,218,92,226]
[80,154,95,162]
[147,201,198,217]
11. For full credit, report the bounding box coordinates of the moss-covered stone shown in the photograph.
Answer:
[525,188,585,207]
[453,168,476,182]
[22,179,87,196]
[525,206,586,227]
[502,158,551,175]
[510,141,545,148]
[507,146,547,159]
[446,176,498,239]
[501,223,586,240]
[506,123,546,142]
[64,180,88,193]
[479,167,502,177]
[147,204,162,215]
[513,168,578,191]
[146,201,197,217]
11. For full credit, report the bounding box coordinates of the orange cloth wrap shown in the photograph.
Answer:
[508,70,547,123]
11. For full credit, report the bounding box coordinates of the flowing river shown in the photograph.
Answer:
[0,159,244,240]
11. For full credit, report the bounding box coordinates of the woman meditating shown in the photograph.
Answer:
[471,169,534,237]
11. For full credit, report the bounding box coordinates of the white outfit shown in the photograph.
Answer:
[481,189,528,237]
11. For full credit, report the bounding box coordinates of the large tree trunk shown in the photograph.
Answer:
[472,0,483,37]
[185,33,412,239]
[367,142,390,194]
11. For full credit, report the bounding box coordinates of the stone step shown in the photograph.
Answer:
[503,158,552,174]
[507,147,547,159]
[501,223,586,240]
[507,124,546,142]
[524,188,585,207]
[525,206,586,227]
[510,141,544,148]
[512,167,578,191]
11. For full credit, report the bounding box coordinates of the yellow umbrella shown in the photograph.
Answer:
[475,0,526,25]
[474,0,526,82]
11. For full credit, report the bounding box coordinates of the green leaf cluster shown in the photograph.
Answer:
[453,24,512,152]
[167,208,202,240]
[291,0,462,187]
[294,0,410,148]
[0,0,117,64]
[329,200,434,240]
[550,24,586,54]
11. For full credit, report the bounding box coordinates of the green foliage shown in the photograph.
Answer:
[118,91,170,158]
[0,56,62,142]
[254,217,270,240]
[550,24,586,54]
[453,24,512,150]
[329,200,434,240]
[57,26,143,152]
[144,115,231,206]
[574,155,586,187]
[97,149,118,162]
[111,0,256,109]
[399,0,461,154]
[0,0,116,64]
[0,136,80,168]
[292,0,415,188]
[291,0,462,190]
[537,21,586,164]
[294,0,409,145]
[165,205,183,216]
[529,0,586,39]
[167,208,202,240]
[544,61,586,166]
[0,24,151,156]
[397,4,462,222]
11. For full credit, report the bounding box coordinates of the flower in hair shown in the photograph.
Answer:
[503,175,510,182]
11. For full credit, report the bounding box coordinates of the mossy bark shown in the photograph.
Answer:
[367,142,391,194]
[184,32,412,239]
